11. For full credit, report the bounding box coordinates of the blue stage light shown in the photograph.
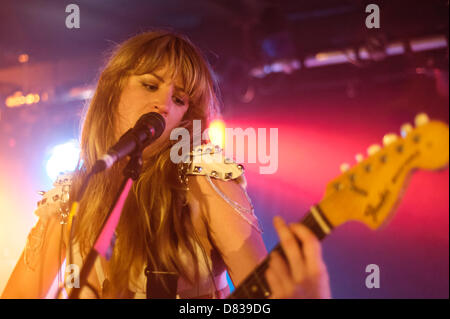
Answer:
[46,140,80,181]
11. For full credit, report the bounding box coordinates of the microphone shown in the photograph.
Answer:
[92,112,166,173]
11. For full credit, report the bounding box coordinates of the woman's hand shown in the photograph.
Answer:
[265,216,331,299]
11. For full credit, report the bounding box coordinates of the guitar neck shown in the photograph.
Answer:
[227,205,333,299]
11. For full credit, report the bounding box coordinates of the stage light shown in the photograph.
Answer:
[68,86,95,101]
[46,140,80,181]
[208,119,226,148]
[18,54,29,63]
[5,91,23,108]
[25,94,34,105]
[5,91,41,108]
[250,59,300,78]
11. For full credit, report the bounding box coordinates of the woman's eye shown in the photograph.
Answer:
[142,83,158,91]
[142,82,186,106]
[173,96,186,106]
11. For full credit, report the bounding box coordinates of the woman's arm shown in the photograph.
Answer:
[188,175,331,298]
[1,205,66,299]
[187,175,267,288]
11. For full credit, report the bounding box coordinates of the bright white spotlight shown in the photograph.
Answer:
[46,140,80,181]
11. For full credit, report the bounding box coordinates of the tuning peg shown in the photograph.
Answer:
[414,113,429,127]
[367,144,381,156]
[340,163,350,173]
[400,123,413,137]
[383,133,398,146]
[355,153,364,163]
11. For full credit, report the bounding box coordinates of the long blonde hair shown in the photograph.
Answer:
[70,30,221,296]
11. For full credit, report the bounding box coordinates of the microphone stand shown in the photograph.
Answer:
[69,150,143,299]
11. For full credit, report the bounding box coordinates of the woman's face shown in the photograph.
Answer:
[116,64,189,158]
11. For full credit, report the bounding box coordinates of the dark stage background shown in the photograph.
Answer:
[0,0,448,298]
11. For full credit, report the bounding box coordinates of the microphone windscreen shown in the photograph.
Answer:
[137,112,166,140]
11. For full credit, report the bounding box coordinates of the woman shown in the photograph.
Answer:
[1,30,331,299]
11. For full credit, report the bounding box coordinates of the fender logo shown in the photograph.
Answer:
[365,190,390,222]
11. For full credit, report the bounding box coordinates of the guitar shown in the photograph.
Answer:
[227,113,449,299]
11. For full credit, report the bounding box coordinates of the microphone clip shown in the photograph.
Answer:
[123,152,143,181]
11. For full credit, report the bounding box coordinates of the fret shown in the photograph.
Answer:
[246,269,269,299]
[253,265,271,298]
[227,205,333,299]
[242,280,250,298]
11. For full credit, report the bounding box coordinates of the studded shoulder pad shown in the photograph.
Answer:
[35,173,73,221]
[178,144,262,233]
[179,143,245,181]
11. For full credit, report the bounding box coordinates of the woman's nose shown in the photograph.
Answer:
[152,104,169,117]
[152,88,173,116]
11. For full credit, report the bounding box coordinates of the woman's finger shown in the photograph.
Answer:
[265,268,281,299]
[268,251,294,297]
[273,216,306,283]
[265,255,285,299]
[290,223,324,273]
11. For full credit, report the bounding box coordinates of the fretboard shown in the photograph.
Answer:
[227,205,333,299]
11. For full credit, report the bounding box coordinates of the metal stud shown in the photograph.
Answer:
[237,164,244,171]
[210,170,218,178]
[225,172,233,179]
[193,166,202,173]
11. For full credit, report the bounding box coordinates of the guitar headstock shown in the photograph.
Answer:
[320,113,449,230]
